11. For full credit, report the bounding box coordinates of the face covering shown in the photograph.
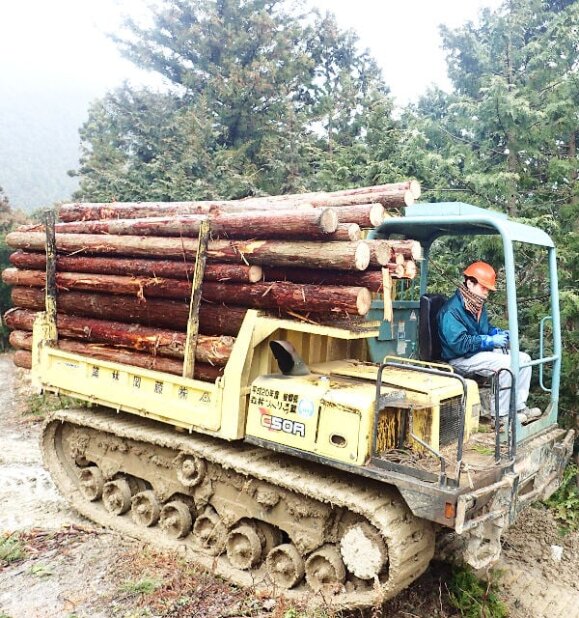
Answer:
[458,282,485,320]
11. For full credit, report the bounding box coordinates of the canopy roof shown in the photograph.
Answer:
[372,203,554,248]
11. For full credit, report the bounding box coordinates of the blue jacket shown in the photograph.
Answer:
[438,290,496,360]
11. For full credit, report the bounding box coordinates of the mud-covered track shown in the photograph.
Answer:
[42,407,435,609]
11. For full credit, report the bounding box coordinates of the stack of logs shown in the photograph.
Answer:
[2,181,423,382]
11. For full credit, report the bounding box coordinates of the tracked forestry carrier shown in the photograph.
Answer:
[33,203,574,609]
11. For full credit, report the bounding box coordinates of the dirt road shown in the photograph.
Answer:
[0,352,578,618]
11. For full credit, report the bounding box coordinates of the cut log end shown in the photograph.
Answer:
[403,190,415,207]
[369,204,387,227]
[318,208,339,234]
[409,180,421,200]
[371,241,393,267]
[328,223,361,242]
[247,265,263,283]
[356,288,372,316]
[354,242,371,271]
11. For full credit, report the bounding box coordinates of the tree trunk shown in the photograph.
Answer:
[10,287,247,336]
[9,330,33,350]
[9,333,222,381]
[569,130,578,208]
[6,232,371,271]
[309,191,414,209]
[9,251,262,283]
[366,241,393,268]
[56,181,421,222]
[4,269,370,314]
[202,281,371,315]
[4,308,234,364]
[333,204,387,227]
[262,266,414,291]
[386,240,423,261]
[325,223,361,241]
[43,208,339,239]
[13,350,32,369]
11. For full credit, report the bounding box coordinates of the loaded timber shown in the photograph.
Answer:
[2,183,574,610]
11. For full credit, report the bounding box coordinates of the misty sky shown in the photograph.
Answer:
[0,0,503,103]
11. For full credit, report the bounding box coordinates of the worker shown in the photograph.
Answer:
[437,261,541,425]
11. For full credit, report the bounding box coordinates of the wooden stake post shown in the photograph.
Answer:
[44,210,58,343]
[183,220,211,379]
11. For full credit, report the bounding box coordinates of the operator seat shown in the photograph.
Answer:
[418,293,447,362]
[419,293,494,393]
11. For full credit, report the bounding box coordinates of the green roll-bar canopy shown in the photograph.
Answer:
[372,203,554,248]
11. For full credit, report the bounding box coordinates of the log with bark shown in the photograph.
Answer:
[6,232,372,271]
[3,269,371,315]
[261,263,416,291]
[333,204,388,228]
[8,332,222,381]
[56,181,421,222]
[4,308,234,364]
[325,223,361,241]
[10,287,247,336]
[9,251,262,283]
[14,350,32,370]
[27,208,340,240]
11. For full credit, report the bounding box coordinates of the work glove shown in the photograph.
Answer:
[489,327,510,340]
[481,332,509,350]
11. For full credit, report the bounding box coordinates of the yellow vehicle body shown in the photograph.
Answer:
[33,308,478,470]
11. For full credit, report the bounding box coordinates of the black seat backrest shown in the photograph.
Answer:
[419,294,447,361]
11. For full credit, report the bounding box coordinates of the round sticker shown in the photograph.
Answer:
[297,398,315,419]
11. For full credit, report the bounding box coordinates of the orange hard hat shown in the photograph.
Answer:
[463,261,497,291]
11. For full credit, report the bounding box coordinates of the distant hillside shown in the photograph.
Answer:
[0,81,102,213]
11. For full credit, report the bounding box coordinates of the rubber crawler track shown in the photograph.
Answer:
[42,408,435,610]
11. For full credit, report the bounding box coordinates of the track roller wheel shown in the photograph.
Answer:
[131,490,161,527]
[340,522,388,580]
[266,544,305,589]
[159,501,194,539]
[226,524,263,570]
[305,544,346,590]
[255,521,283,555]
[102,479,133,515]
[176,454,206,487]
[192,506,227,555]
[78,466,104,502]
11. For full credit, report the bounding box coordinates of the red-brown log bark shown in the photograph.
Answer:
[333,204,386,227]
[9,330,33,350]
[39,208,339,239]
[56,182,420,222]
[309,191,413,209]
[56,201,317,222]
[4,308,234,364]
[6,232,371,271]
[9,333,221,381]
[202,281,371,315]
[10,287,246,336]
[261,265,415,290]
[13,350,32,369]
[9,251,262,283]
[325,223,361,242]
[4,269,370,314]
[319,181,421,200]
[387,240,423,261]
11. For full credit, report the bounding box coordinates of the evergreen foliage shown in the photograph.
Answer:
[400,0,579,419]
[75,0,393,201]
[0,188,29,350]
[71,0,578,421]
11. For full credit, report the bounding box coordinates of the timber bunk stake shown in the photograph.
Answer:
[44,209,58,344]
[183,220,211,379]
